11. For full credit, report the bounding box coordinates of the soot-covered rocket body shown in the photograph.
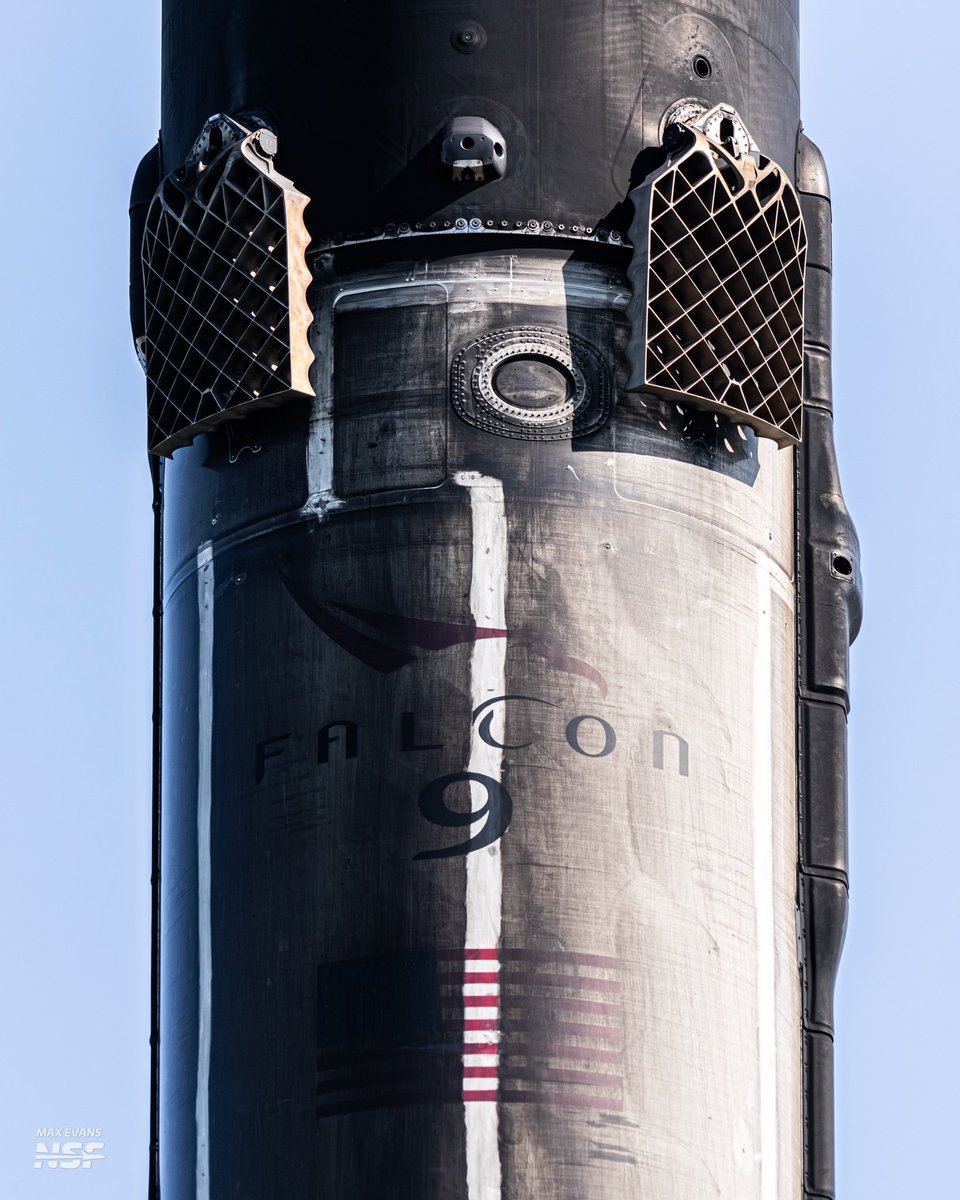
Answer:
[132,3,860,1197]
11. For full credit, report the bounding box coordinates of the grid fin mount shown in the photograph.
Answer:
[626,105,806,446]
[141,116,314,456]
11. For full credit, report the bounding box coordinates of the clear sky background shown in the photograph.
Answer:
[1,2,955,1196]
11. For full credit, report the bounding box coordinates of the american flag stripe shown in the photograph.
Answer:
[456,955,501,1101]
[439,948,500,960]
[500,949,620,968]
[515,1044,625,1064]
[316,948,624,1118]
[498,1090,624,1112]
[500,1065,623,1087]
[500,972,622,993]
[496,949,624,1110]
[500,1018,623,1043]
[518,997,622,1017]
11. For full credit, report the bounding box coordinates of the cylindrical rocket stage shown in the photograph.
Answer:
[159,252,800,1197]
[140,2,859,1197]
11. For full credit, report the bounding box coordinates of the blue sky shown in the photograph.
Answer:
[1,2,956,1195]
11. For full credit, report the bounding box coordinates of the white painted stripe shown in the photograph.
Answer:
[464,1031,502,1045]
[455,470,506,1200]
[464,983,500,996]
[753,559,778,1200]
[195,543,215,1200]
[303,301,344,521]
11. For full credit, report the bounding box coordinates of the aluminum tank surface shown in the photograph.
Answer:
[136,2,860,1197]
[158,253,800,1198]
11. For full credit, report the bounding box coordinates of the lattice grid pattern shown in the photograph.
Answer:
[142,134,313,455]
[628,126,806,445]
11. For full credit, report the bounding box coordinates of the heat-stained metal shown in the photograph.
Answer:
[627,105,807,445]
[141,115,313,456]
[134,3,859,1198]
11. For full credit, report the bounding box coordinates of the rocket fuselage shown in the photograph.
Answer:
[144,2,858,1198]
[160,0,801,237]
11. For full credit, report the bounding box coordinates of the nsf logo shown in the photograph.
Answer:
[34,1129,105,1169]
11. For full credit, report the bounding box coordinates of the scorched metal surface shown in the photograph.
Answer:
[133,2,861,1198]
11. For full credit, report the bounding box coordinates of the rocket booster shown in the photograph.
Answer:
[131,2,861,1197]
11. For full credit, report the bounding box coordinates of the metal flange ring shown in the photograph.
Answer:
[452,325,611,441]
[472,339,588,428]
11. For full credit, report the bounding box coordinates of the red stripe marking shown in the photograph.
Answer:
[498,1089,623,1112]
[463,1043,500,1055]
[315,1090,624,1117]
[500,1019,623,1043]
[500,949,621,969]
[438,948,500,961]
[459,971,501,984]
[510,997,620,1017]
[500,1065,623,1088]
[500,972,622,993]
[463,1019,499,1031]
[463,1066,499,1078]
[461,995,500,1007]
[502,1044,624,1065]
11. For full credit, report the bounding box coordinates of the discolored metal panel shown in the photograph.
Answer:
[333,290,448,495]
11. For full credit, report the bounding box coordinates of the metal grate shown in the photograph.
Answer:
[141,116,314,456]
[627,105,806,446]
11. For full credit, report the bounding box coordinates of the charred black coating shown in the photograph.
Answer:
[160,0,801,239]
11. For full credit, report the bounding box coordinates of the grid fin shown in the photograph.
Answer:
[627,108,807,446]
[140,121,314,456]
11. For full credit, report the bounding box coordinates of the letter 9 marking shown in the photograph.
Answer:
[413,771,513,860]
